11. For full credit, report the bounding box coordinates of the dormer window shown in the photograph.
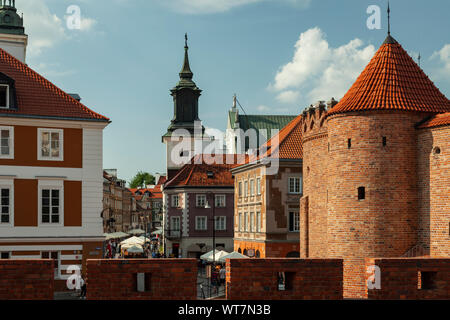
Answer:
[0,85,9,109]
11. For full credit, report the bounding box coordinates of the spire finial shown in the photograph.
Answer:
[185,33,188,48]
[179,33,194,82]
[387,1,391,35]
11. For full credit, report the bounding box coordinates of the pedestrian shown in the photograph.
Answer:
[219,266,226,286]
[106,241,112,258]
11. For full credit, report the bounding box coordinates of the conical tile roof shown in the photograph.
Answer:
[329,35,450,115]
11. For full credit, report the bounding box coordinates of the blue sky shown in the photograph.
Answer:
[20,0,450,184]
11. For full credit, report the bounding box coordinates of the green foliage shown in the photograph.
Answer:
[129,171,155,189]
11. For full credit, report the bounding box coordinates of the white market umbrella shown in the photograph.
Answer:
[200,249,218,261]
[202,250,229,262]
[120,236,145,246]
[128,229,146,235]
[218,251,249,263]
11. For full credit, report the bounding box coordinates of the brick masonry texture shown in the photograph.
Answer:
[417,126,450,256]
[86,259,197,300]
[225,258,343,300]
[0,259,54,300]
[365,258,450,299]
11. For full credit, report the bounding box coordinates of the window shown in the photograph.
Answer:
[250,179,255,196]
[196,216,207,230]
[289,212,300,232]
[41,251,60,278]
[256,212,261,232]
[358,187,366,200]
[171,195,179,208]
[41,188,62,224]
[250,212,255,232]
[0,126,13,159]
[244,212,248,232]
[244,181,248,197]
[215,216,226,231]
[0,252,10,259]
[278,272,295,291]
[382,137,387,147]
[288,177,302,194]
[38,128,63,161]
[418,271,437,290]
[0,85,9,108]
[238,182,242,197]
[256,178,261,195]
[215,195,226,208]
[348,138,352,149]
[239,212,243,232]
[170,217,180,231]
[136,273,151,292]
[196,194,206,208]
[0,187,11,224]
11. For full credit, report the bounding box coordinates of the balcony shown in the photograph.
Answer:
[166,230,181,239]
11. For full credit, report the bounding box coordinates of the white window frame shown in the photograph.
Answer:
[288,177,302,194]
[171,195,179,208]
[215,216,226,231]
[244,181,248,197]
[250,212,255,232]
[0,84,10,109]
[215,195,226,208]
[289,211,300,232]
[244,212,248,232]
[238,212,243,232]
[170,216,180,231]
[196,194,206,208]
[0,126,13,159]
[37,128,64,161]
[195,216,207,231]
[256,177,261,195]
[250,179,255,196]
[38,180,64,227]
[0,179,13,227]
[238,181,242,197]
[256,211,261,233]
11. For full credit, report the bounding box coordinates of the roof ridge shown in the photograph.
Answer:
[0,48,109,121]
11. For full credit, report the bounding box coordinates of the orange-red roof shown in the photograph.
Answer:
[418,112,450,129]
[0,48,109,122]
[232,114,303,169]
[329,35,450,116]
[164,154,237,188]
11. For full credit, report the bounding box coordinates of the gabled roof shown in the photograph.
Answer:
[232,114,303,170]
[418,112,450,129]
[164,154,238,188]
[0,48,109,122]
[329,35,450,116]
[234,114,297,132]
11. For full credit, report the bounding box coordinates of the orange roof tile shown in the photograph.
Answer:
[418,112,450,129]
[329,35,450,116]
[0,48,109,121]
[164,154,238,188]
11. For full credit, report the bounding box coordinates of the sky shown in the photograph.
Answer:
[19,0,450,184]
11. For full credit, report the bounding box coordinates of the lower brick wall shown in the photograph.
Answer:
[343,258,367,299]
[0,259,54,300]
[365,258,450,300]
[86,259,198,300]
[226,258,343,300]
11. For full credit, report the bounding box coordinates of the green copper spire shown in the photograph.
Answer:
[177,33,197,88]
[0,0,25,35]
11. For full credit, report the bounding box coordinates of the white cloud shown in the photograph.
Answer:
[156,0,311,14]
[20,1,97,56]
[431,44,450,77]
[276,90,300,104]
[270,27,375,104]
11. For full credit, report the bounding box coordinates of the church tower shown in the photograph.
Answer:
[0,0,27,63]
[162,35,207,180]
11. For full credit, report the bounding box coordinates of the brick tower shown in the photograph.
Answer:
[300,33,450,298]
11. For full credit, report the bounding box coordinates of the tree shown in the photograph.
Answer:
[129,171,155,189]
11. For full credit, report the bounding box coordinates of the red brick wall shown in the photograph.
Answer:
[365,258,450,299]
[86,259,197,300]
[0,259,54,300]
[226,258,343,300]
[417,126,450,256]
